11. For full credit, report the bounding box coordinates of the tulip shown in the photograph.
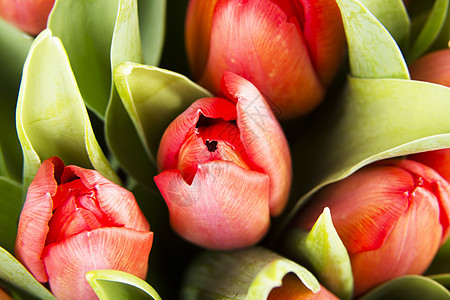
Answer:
[290,159,450,297]
[409,149,450,183]
[409,48,450,87]
[269,273,339,299]
[0,0,55,35]
[154,72,292,250]
[15,157,153,300]
[185,0,346,119]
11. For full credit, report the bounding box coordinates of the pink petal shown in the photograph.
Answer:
[42,227,153,300]
[221,72,292,216]
[157,97,237,172]
[15,157,64,282]
[200,0,324,118]
[154,161,270,249]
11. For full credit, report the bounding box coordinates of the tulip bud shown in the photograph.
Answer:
[290,159,450,297]
[15,157,153,300]
[0,0,55,35]
[269,273,339,299]
[185,0,346,119]
[154,72,292,250]
[409,149,450,183]
[409,48,450,87]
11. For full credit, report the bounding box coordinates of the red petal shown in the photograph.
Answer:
[154,161,270,249]
[221,72,292,216]
[409,149,450,182]
[42,228,153,300]
[409,48,450,87]
[157,97,236,172]
[15,157,64,282]
[199,0,324,118]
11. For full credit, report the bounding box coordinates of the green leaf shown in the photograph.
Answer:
[426,238,450,275]
[335,0,410,79]
[407,0,449,62]
[107,62,211,187]
[283,77,450,229]
[0,178,22,254]
[284,207,353,300]
[138,0,166,66]
[428,274,450,290]
[48,0,144,118]
[0,247,56,300]
[359,275,450,300]
[358,0,410,48]
[16,29,120,188]
[182,247,320,299]
[86,270,161,300]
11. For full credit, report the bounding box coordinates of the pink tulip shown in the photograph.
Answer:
[185,0,346,119]
[0,0,55,35]
[409,48,450,87]
[290,159,450,297]
[269,273,339,299]
[154,72,292,249]
[15,157,153,300]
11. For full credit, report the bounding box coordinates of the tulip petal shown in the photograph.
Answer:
[221,72,292,216]
[42,227,153,300]
[66,165,150,232]
[154,160,270,249]
[156,97,236,171]
[410,148,450,182]
[409,49,450,87]
[15,157,64,283]
[200,0,324,117]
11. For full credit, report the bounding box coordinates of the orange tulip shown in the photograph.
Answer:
[15,157,153,300]
[0,0,55,35]
[291,159,450,297]
[185,0,346,119]
[154,72,292,250]
[269,273,339,299]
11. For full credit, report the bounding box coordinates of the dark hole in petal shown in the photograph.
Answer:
[205,140,218,152]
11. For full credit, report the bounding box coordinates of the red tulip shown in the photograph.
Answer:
[15,157,153,300]
[154,72,292,249]
[290,159,450,296]
[185,0,346,119]
[269,273,339,299]
[0,0,55,35]
[409,48,450,87]
[409,149,450,183]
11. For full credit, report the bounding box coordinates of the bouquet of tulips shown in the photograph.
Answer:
[0,0,449,299]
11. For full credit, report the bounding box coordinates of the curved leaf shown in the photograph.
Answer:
[284,207,353,300]
[182,247,320,299]
[429,274,450,290]
[86,270,161,300]
[16,29,120,188]
[138,0,166,66]
[0,177,22,253]
[336,0,409,79]
[0,247,55,300]
[107,63,211,187]
[407,0,449,62]
[359,275,450,300]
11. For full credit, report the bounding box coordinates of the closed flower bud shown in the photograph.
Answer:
[290,159,450,296]
[15,157,153,300]
[269,273,339,299]
[154,72,292,250]
[185,0,346,118]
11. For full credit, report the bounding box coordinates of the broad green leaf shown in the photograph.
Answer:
[182,247,320,299]
[335,0,410,79]
[0,19,33,181]
[48,0,144,118]
[426,238,450,275]
[107,63,211,187]
[16,29,120,188]
[138,0,166,66]
[429,274,450,290]
[0,247,55,300]
[0,177,22,254]
[284,208,353,300]
[407,0,449,62]
[86,270,161,300]
[359,275,450,300]
[358,0,410,48]
[283,77,450,228]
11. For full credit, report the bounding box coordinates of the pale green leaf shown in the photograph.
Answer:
[138,0,166,66]
[358,0,410,48]
[0,177,22,254]
[182,247,320,300]
[86,270,161,300]
[407,0,449,62]
[335,0,410,79]
[0,247,56,300]
[16,29,120,188]
[285,207,353,300]
[359,275,450,300]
